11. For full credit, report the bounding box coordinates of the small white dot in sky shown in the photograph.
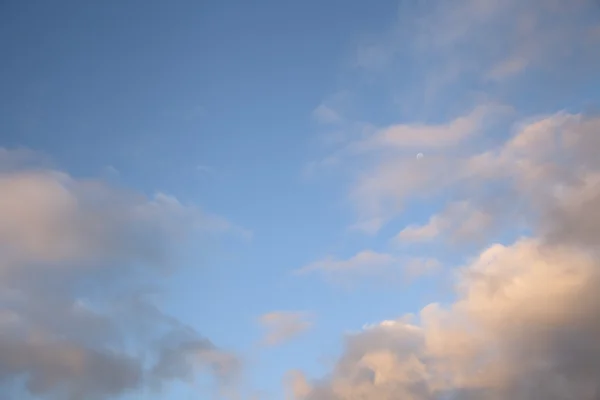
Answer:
[416,153,424,160]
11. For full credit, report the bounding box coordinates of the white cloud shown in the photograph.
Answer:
[293,107,600,399]
[259,312,314,347]
[0,170,250,267]
[352,104,512,151]
[348,111,600,234]
[296,1,600,398]
[293,237,600,400]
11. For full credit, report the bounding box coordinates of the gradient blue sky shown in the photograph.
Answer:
[2,1,600,399]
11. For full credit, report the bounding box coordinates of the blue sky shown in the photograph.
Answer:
[2,1,600,399]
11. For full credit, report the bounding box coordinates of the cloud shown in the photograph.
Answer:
[296,1,600,398]
[0,149,245,399]
[313,104,343,125]
[395,201,494,244]
[311,91,357,127]
[296,251,440,286]
[0,147,52,171]
[101,165,120,179]
[352,104,511,152]
[259,312,314,347]
[296,251,395,276]
[311,104,510,169]
[293,107,600,399]
[418,0,598,77]
[285,370,313,400]
[486,56,530,81]
[306,105,508,233]
[293,234,600,399]
[348,111,600,234]
[341,0,600,118]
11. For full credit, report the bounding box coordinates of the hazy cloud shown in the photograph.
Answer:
[352,104,512,152]
[395,201,494,245]
[0,149,244,399]
[259,312,314,347]
[313,104,343,125]
[296,251,441,287]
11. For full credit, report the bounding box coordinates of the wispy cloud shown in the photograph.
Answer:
[395,201,494,244]
[296,250,441,286]
[312,104,343,125]
[295,89,600,400]
[294,1,600,397]
[349,103,512,152]
[295,250,395,276]
[258,312,314,347]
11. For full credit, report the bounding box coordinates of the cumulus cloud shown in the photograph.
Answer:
[294,234,600,400]
[0,149,244,399]
[259,312,314,347]
[294,108,600,400]
[285,370,313,400]
[296,0,600,397]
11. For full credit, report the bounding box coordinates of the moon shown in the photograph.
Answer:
[416,153,424,160]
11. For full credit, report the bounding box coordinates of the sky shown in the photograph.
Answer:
[1,0,600,399]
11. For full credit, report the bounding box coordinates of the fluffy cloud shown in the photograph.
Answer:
[296,232,600,399]
[296,0,600,397]
[293,108,600,399]
[0,150,244,399]
[293,237,600,399]
[259,312,314,347]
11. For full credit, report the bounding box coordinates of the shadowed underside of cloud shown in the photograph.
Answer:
[290,109,600,399]
[0,151,244,399]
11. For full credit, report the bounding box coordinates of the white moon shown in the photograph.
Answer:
[416,153,424,160]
